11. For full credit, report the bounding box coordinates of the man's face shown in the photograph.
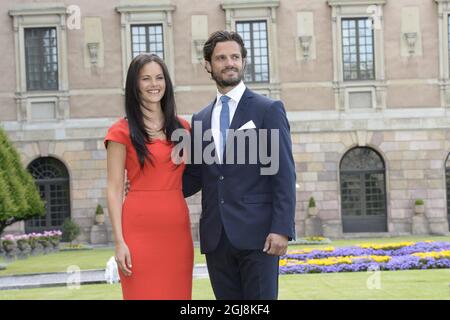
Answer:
[206,41,246,89]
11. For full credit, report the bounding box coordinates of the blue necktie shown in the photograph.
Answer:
[219,95,231,159]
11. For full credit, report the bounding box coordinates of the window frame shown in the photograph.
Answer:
[24,27,59,91]
[25,157,71,234]
[8,4,69,122]
[130,23,165,60]
[341,18,375,81]
[339,147,388,233]
[328,0,387,111]
[116,3,175,88]
[236,20,270,84]
[222,0,281,99]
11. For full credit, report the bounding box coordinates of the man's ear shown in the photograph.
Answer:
[204,60,212,74]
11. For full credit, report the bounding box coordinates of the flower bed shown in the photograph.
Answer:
[0,231,62,261]
[280,241,450,274]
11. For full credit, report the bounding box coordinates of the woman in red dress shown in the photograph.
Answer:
[105,54,193,299]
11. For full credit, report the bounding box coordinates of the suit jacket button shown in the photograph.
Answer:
[220,199,225,204]
[219,176,224,181]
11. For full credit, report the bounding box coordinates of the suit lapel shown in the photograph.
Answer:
[223,88,254,164]
[229,88,253,131]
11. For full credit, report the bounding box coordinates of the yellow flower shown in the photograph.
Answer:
[306,256,353,266]
[301,255,391,266]
[412,250,450,259]
[358,242,415,250]
[370,255,391,263]
[279,259,305,267]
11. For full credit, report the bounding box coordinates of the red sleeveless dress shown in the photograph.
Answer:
[104,117,193,300]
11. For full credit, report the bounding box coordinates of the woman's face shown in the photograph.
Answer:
[138,61,166,106]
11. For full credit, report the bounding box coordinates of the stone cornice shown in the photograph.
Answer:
[327,0,386,7]
[221,0,280,10]
[8,3,66,17]
[115,4,175,14]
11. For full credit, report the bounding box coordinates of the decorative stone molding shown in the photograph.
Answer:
[191,15,208,64]
[328,0,387,111]
[221,0,281,99]
[400,7,422,57]
[84,17,104,69]
[193,39,206,63]
[8,3,70,122]
[403,32,417,55]
[87,42,100,65]
[296,12,316,61]
[299,35,312,59]
[116,1,176,87]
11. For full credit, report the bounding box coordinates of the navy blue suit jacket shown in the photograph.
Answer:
[183,88,296,254]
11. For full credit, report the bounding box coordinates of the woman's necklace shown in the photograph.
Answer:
[145,118,166,140]
[146,119,164,132]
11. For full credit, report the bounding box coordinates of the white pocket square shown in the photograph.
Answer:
[237,120,256,131]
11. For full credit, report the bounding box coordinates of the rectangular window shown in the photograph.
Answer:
[236,21,269,83]
[131,24,164,59]
[25,27,58,91]
[342,18,375,81]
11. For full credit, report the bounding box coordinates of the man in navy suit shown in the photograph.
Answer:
[183,31,296,300]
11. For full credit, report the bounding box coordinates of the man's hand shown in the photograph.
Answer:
[263,233,289,256]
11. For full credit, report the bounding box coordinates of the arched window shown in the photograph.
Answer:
[340,147,387,233]
[25,157,70,233]
[446,154,450,231]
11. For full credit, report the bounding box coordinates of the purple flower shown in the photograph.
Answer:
[280,241,450,274]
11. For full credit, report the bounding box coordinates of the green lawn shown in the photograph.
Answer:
[0,246,206,276]
[0,269,448,300]
[1,235,449,300]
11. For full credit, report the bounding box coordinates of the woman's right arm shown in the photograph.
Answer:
[106,141,132,276]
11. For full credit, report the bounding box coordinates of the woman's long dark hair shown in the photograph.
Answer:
[125,53,182,169]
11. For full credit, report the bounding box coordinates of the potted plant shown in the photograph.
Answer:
[307,197,318,216]
[414,199,425,215]
[62,218,81,247]
[95,204,105,225]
